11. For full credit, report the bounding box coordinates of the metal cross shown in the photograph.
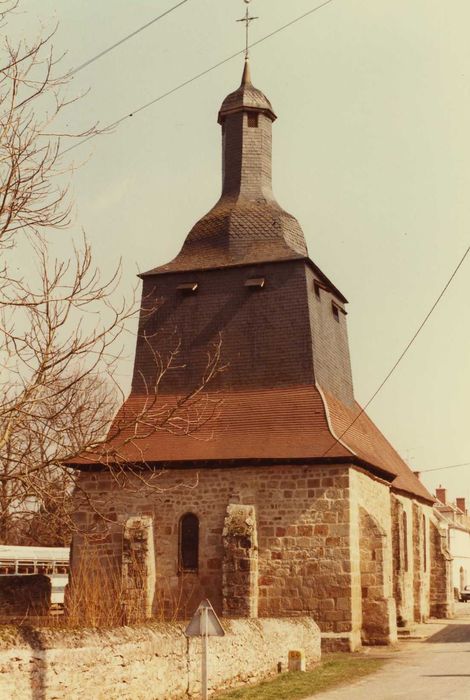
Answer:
[237,0,258,60]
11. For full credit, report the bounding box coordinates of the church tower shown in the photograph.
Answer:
[132,57,355,415]
[72,26,439,652]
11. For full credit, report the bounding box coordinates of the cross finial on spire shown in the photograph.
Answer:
[237,0,258,61]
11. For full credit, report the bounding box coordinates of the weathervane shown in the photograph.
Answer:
[237,0,258,60]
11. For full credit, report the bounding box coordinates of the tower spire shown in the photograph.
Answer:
[237,0,258,61]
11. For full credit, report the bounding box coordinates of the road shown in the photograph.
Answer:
[309,604,470,700]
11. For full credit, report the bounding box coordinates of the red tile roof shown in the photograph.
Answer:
[323,391,433,501]
[72,384,432,503]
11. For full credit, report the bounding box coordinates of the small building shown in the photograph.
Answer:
[434,487,470,595]
[70,59,453,649]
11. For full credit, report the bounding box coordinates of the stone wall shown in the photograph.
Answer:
[391,497,453,627]
[349,470,396,647]
[72,464,353,637]
[412,502,433,622]
[121,516,156,623]
[0,617,321,700]
[429,518,454,618]
[222,504,258,617]
[391,494,415,627]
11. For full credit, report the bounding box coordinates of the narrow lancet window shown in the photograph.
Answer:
[179,513,199,572]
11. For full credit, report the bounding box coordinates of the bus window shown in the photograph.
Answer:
[17,560,35,574]
[37,562,54,574]
[0,561,15,574]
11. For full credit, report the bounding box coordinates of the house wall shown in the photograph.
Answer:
[448,526,470,593]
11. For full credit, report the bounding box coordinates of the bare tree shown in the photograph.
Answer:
[0,3,224,544]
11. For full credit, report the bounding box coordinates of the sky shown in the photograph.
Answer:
[10,0,470,503]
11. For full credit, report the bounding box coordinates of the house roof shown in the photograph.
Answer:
[71,384,433,503]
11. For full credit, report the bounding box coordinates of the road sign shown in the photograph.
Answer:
[185,599,225,700]
[185,598,225,638]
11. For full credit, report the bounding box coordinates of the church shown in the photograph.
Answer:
[70,55,453,650]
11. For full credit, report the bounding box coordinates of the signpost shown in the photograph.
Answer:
[185,599,225,700]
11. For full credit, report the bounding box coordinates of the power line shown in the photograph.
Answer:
[68,0,191,77]
[60,0,337,156]
[418,462,470,474]
[323,243,470,456]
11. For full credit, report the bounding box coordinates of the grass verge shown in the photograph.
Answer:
[213,653,386,700]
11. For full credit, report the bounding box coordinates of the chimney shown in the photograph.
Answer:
[436,487,446,504]
[456,497,467,515]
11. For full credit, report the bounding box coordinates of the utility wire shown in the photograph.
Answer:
[418,462,470,474]
[322,244,470,456]
[58,3,468,474]
[60,0,337,156]
[68,0,191,77]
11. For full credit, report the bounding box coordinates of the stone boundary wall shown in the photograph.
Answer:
[0,617,320,700]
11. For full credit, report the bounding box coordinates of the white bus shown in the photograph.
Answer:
[0,545,70,606]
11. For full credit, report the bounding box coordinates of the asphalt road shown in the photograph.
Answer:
[309,605,470,700]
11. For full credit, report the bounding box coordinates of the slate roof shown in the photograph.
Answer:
[141,60,305,278]
[71,385,433,503]
[141,197,308,276]
[218,60,276,123]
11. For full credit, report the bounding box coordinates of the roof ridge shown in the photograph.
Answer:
[314,381,357,459]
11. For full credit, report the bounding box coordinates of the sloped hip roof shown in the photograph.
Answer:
[71,384,433,503]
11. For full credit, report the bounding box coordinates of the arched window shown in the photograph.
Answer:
[179,513,199,572]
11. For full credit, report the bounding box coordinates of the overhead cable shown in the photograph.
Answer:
[60,0,337,156]
[322,244,470,456]
[418,461,470,474]
[68,0,191,77]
